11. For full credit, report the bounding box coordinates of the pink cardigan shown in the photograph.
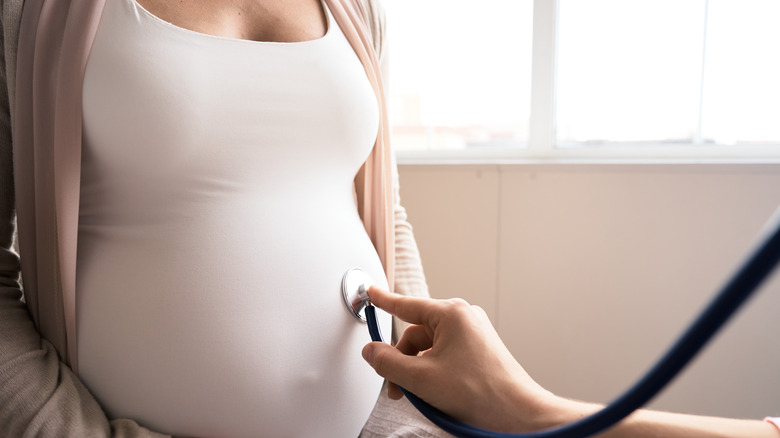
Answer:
[14,0,396,373]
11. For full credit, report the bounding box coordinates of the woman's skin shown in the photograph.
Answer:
[361,286,779,437]
[135,0,328,42]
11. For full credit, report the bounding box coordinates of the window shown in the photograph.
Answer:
[383,0,534,152]
[383,0,780,160]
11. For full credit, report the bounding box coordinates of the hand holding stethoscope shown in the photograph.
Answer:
[346,208,780,437]
[361,286,560,434]
[360,286,780,438]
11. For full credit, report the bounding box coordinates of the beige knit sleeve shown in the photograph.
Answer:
[390,161,429,300]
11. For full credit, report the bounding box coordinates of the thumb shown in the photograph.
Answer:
[362,342,423,388]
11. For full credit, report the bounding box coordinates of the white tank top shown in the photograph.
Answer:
[77,1,391,436]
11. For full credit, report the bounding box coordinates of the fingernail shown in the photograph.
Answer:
[362,345,373,363]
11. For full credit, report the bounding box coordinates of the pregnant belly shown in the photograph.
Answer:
[76,198,392,438]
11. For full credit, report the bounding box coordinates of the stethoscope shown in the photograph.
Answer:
[341,211,780,438]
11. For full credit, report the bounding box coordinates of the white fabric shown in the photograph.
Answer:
[361,384,457,438]
[77,0,391,436]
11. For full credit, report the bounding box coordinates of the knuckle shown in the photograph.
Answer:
[448,297,471,308]
[471,304,488,318]
[443,298,474,319]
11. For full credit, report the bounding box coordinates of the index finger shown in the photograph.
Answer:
[366,286,440,326]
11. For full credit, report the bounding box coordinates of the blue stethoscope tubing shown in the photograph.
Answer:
[363,214,780,438]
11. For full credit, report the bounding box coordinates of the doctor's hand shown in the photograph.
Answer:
[361,287,780,438]
[360,287,563,433]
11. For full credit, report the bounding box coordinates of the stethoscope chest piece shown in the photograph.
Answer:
[341,267,373,322]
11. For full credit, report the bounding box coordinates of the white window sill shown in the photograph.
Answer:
[396,143,780,167]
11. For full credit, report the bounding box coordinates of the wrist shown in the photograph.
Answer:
[484,364,593,433]
[528,395,599,432]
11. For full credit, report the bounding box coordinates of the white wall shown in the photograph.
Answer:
[398,162,780,419]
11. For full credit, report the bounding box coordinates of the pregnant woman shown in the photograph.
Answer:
[0,0,434,436]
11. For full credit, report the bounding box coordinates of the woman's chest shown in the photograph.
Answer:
[135,0,328,42]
